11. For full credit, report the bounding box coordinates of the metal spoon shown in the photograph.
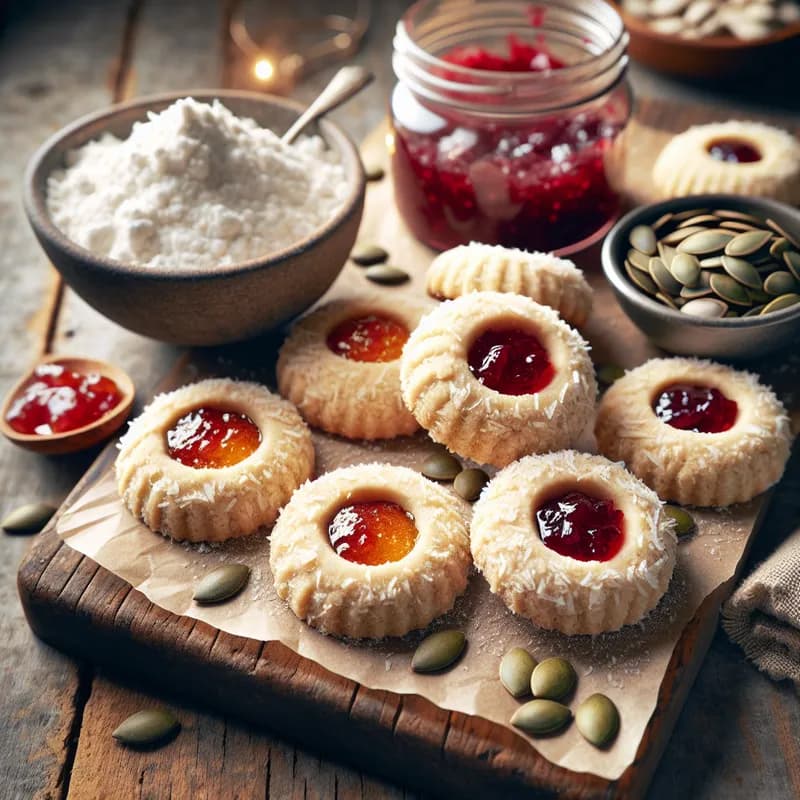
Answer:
[281,65,373,145]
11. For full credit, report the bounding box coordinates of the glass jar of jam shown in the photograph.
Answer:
[390,0,632,254]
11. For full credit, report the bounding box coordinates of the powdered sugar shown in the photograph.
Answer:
[47,97,348,269]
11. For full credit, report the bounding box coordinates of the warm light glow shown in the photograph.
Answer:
[385,132,395,156]
[253,58,275,81]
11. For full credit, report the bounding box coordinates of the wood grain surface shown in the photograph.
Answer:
[2,1,800,799]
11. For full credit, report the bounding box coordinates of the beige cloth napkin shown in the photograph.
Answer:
[722,527,800,688]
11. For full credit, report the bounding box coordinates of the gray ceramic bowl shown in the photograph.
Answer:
[23,90,365,346]
[602,194,800,360]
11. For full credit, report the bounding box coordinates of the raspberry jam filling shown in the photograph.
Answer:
[536,490,625,562]
[653,384,738,434]
[166,407,261,469]
[326,315,409,363]
[706,138,761,164]
[6,363,122,436]
[328,501,419,565]
[442,34,565,72]
[467,327,555,395]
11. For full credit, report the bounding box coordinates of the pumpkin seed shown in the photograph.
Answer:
[625,262,659,295]
[661,225,708,245]
[677,214,719,227]
[766,218,800,249]
[655,292,679,310]
[531,657,577,701]
[412,630,466,673]
[680,284,713,300]
[596,364,625,386]
[770,238,790,259]
[725,230,772,257]
[670,252,701,287]
[713,209,763,225]
[710,274,750,306]
[652,212,674,231]
[193,564,250,604]
[721,256,762,289]
[629,224,657,255]
[627,248,652,272]
[1,501,56,534]
[783,251,800,281]
[421,451,461,481]
[453,468,489,501]
[364,162,385,182]
[365,265,410,286]
[699,256,723,268]
[719,221,760,232]
[748,288,771,305]
[677,230,734,255]
[761,294,800,314]
[663,504,696,536]
[764,271,799,296]
[499,647,537,698]
[681,297,728,318]
[112,709,180,748]
[351,244,389,266]
[657,241,678,268]
[671,208,708,222]
[511,699,572,736]
[575,694,620,747]
[650,258,682,295]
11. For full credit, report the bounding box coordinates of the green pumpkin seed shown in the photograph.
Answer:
[761,294,800,314]
[681,297,728,318]
[677,230,734,255]
[596,364,625,386]
[365,265,410,286]
[453,468,489,501]
[412,630,466,673]
[351,244,389,266]
[663,504,696,536]
[680,284,713,300]
[766,218,800,249]
[661,225,708,245]
[677,214,719,227]
[725,230,771,257]
[193,564,250,604]
[670,252,701,287]
[627,248,651,272]
[650,258,682,295]
[629,224,657,255]
[783,251,800,281]
[421,451,461,481]
[1,501,56,534]
[710,274,750,306]
[531,657,577,701]
[499,647,537,698]
[763,271,799,296]
[770,238,790,258]
[721,256,762,289]
[511,699,572,736]
[625,262,659,295]
[364,162,385,182]
[575,694,620,747]
[748,288,771,304]
[112,709,180,748]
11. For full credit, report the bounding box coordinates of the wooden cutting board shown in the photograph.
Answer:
[17,97,798,800]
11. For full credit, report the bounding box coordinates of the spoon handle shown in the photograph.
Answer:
[281,65,373,145]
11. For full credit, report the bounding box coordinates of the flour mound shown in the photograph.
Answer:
[47,98,348,269]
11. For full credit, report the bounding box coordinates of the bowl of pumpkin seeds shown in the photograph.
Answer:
[602,194,800,359]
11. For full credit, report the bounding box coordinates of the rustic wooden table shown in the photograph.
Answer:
[2,2,799,798]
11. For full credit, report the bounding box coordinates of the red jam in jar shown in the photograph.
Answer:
[326,315,409,362]
[653,384,738,434]
[166,407,261,468]
[467,327,555,395]
[328,501,419,565]
[536,490,625,562]
[706,138,761,164]
[6,363,122,436]
[391,1,631,254]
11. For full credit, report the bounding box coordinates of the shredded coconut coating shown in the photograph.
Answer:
[115,378,314,542]
[277,295,432,440]
[400,291,597,467]
[426,242,593,328]
[269,464,472,639]
[652,121,800,203]
[471,451,677,635]
[595,358,792,507]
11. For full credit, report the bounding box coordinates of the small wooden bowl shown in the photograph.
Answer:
[0,355,134,455]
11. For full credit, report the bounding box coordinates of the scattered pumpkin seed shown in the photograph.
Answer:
[596,364,625,386]
[112,710,180,748]
[680,298,728,318]
[511,699,572,736]
[650,257,682,295]
[575,694,620,747]
[783,251,800,281]
[725,230,771,257]
[762,293,800,314]
[531,657,577,701]
[710,273,750,306]
[663,504,696,537]
[677,229,734,255]
[670,252,701,287]
[629,224,657,255]
[351,244,389,266]
[193,564,250,604]
[412,630,466,673]
[721,256,762,289]
[453,468,489,501]
[364,162,385,182]
[499,647,537,698]
[764,271,799,296]
[1,502,56,534]
[421,451,461,481]
[365,265,410,286]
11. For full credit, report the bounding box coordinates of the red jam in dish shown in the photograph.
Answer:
[328,501,419,565]
[6,363,122,436]
[326,315,409,363]
[707,138,761,164]
[653,384,738,434]
[536,491,625,562]
[467,328,555,395]
[166,407,261,469]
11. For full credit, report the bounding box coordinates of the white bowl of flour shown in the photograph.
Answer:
[24,91,365,345]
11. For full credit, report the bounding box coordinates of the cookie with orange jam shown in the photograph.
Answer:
[269,464,471,638]
[595,358,792,507]
[115,378,314,542]
[276,295,432,440]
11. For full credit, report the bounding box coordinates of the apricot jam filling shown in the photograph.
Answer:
[166,407,261,468]
[653,384,737,434]
[326,315,410,363]
[706,138,761,164]
[536,490,625,563]
[327,501,419,565]
[467,327,555,395]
